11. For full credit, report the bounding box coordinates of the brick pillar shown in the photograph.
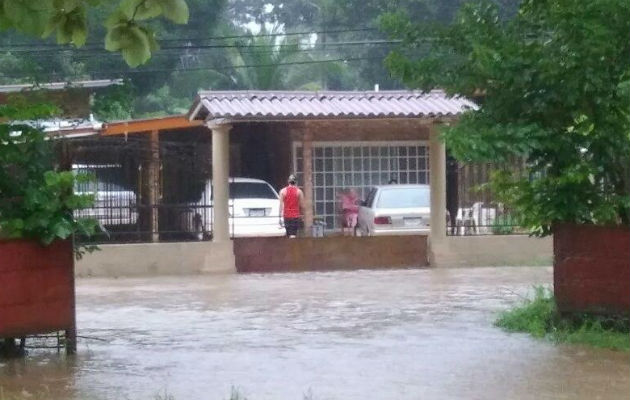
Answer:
[302,128,314,233]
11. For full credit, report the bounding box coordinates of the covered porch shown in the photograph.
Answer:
[188,90,474,271]
[71,90,552,276]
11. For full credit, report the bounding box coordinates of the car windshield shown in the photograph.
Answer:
[377,187,430,208]
[230,182,277,199]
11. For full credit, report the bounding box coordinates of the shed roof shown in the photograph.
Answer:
[189,90,477,122]
[0,79,123,93]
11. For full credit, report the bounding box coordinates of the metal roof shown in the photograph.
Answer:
[0,79,123,93]
[189,90,477,122]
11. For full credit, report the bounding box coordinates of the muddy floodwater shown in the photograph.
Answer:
[1,267,629,399]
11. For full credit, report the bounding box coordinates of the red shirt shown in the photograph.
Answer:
[283,185,300,218]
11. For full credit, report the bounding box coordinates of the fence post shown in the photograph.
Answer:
[149,130,160,243]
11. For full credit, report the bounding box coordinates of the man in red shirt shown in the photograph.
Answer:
[278,174,305,238]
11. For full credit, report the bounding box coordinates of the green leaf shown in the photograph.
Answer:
[2,0,54,36]
[104,10,126,28]
[120,0,162,20]
[107,23,152,67]
[105,24,128,51]
[158,0,189,24]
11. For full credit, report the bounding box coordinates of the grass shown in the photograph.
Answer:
[496,286,630,351]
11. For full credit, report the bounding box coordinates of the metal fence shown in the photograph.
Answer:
[446,159,527,236]
[66,133,215,244]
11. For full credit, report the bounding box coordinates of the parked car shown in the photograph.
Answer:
[191,177,285,238]
[355,184,430,236]
[72,164,138,226]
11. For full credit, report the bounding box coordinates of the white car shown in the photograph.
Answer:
[72,165,138,226]
[355,184,431,236]
[191,177,284,238]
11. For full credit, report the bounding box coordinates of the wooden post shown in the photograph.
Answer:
[302,127,314,233]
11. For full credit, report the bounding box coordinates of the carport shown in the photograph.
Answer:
[187,90,477,270]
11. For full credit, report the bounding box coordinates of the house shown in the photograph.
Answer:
[186,90,477,241]
[62,90,551,275]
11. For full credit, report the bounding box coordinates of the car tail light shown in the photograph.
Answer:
[374,216,392,225]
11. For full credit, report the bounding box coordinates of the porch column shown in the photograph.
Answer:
[429,125,447,241]
[148,130,160,243]
[302,127,314,232]
[210,122,232,242]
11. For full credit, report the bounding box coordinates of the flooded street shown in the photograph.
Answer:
[1,266,629,400]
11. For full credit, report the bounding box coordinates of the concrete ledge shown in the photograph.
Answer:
[430,235,553,267]
[76,241,235,277]
[234,235,428,273]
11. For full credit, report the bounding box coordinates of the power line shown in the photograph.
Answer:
[0,39,399,54]
[0,27,380,49]
[2,42,394,63]
[91,56,382,76]
[1,56,381,80]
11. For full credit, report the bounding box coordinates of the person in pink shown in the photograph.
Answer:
[278,174,304,238]
[339,188,359,235]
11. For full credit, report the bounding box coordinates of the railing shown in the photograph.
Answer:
[446,160,526,236]
[75,204,214,244]
[446,203,526,236]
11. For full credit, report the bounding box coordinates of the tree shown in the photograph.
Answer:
[382,0,630,235]
[204,26,331,90]
[0,0,190,66]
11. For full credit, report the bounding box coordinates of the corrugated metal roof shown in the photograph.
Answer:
[189,90,477,121]
[0,79,123,93]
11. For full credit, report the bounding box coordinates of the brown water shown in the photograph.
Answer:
[1,267,629,400]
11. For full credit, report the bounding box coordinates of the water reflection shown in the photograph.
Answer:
[1,267,629,400]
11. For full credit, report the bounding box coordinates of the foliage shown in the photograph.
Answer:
[382,0,630,236]
[491,212,514,235]
[0,102,100,249]
[496,286,630,351]
[135,84,190,117]
[91,82,135,121]
[205,26,320,90]
[0,0,190,66]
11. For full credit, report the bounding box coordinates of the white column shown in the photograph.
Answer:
[210,122,232,242]
[429,126,447,241]
[302,128,314,232]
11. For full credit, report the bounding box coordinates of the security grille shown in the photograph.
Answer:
[294,141,429,229]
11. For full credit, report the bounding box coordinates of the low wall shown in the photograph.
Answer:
[554,224,630,315]
[234,235,428,273]
[76,241,235,277]
[430,235,553,267]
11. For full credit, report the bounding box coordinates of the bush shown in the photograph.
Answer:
[496,286,630,351]
[0,101,99,253]
[491,213,516,235]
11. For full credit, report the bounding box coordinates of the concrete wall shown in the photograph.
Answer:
[554,224,630,315]
[77,233,553,277]
[234,235,428,273]
[76,241,235,277]
[430,235,553,267]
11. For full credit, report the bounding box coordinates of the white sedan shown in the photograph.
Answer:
[192,177,285,238]
[355,184,431,236]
